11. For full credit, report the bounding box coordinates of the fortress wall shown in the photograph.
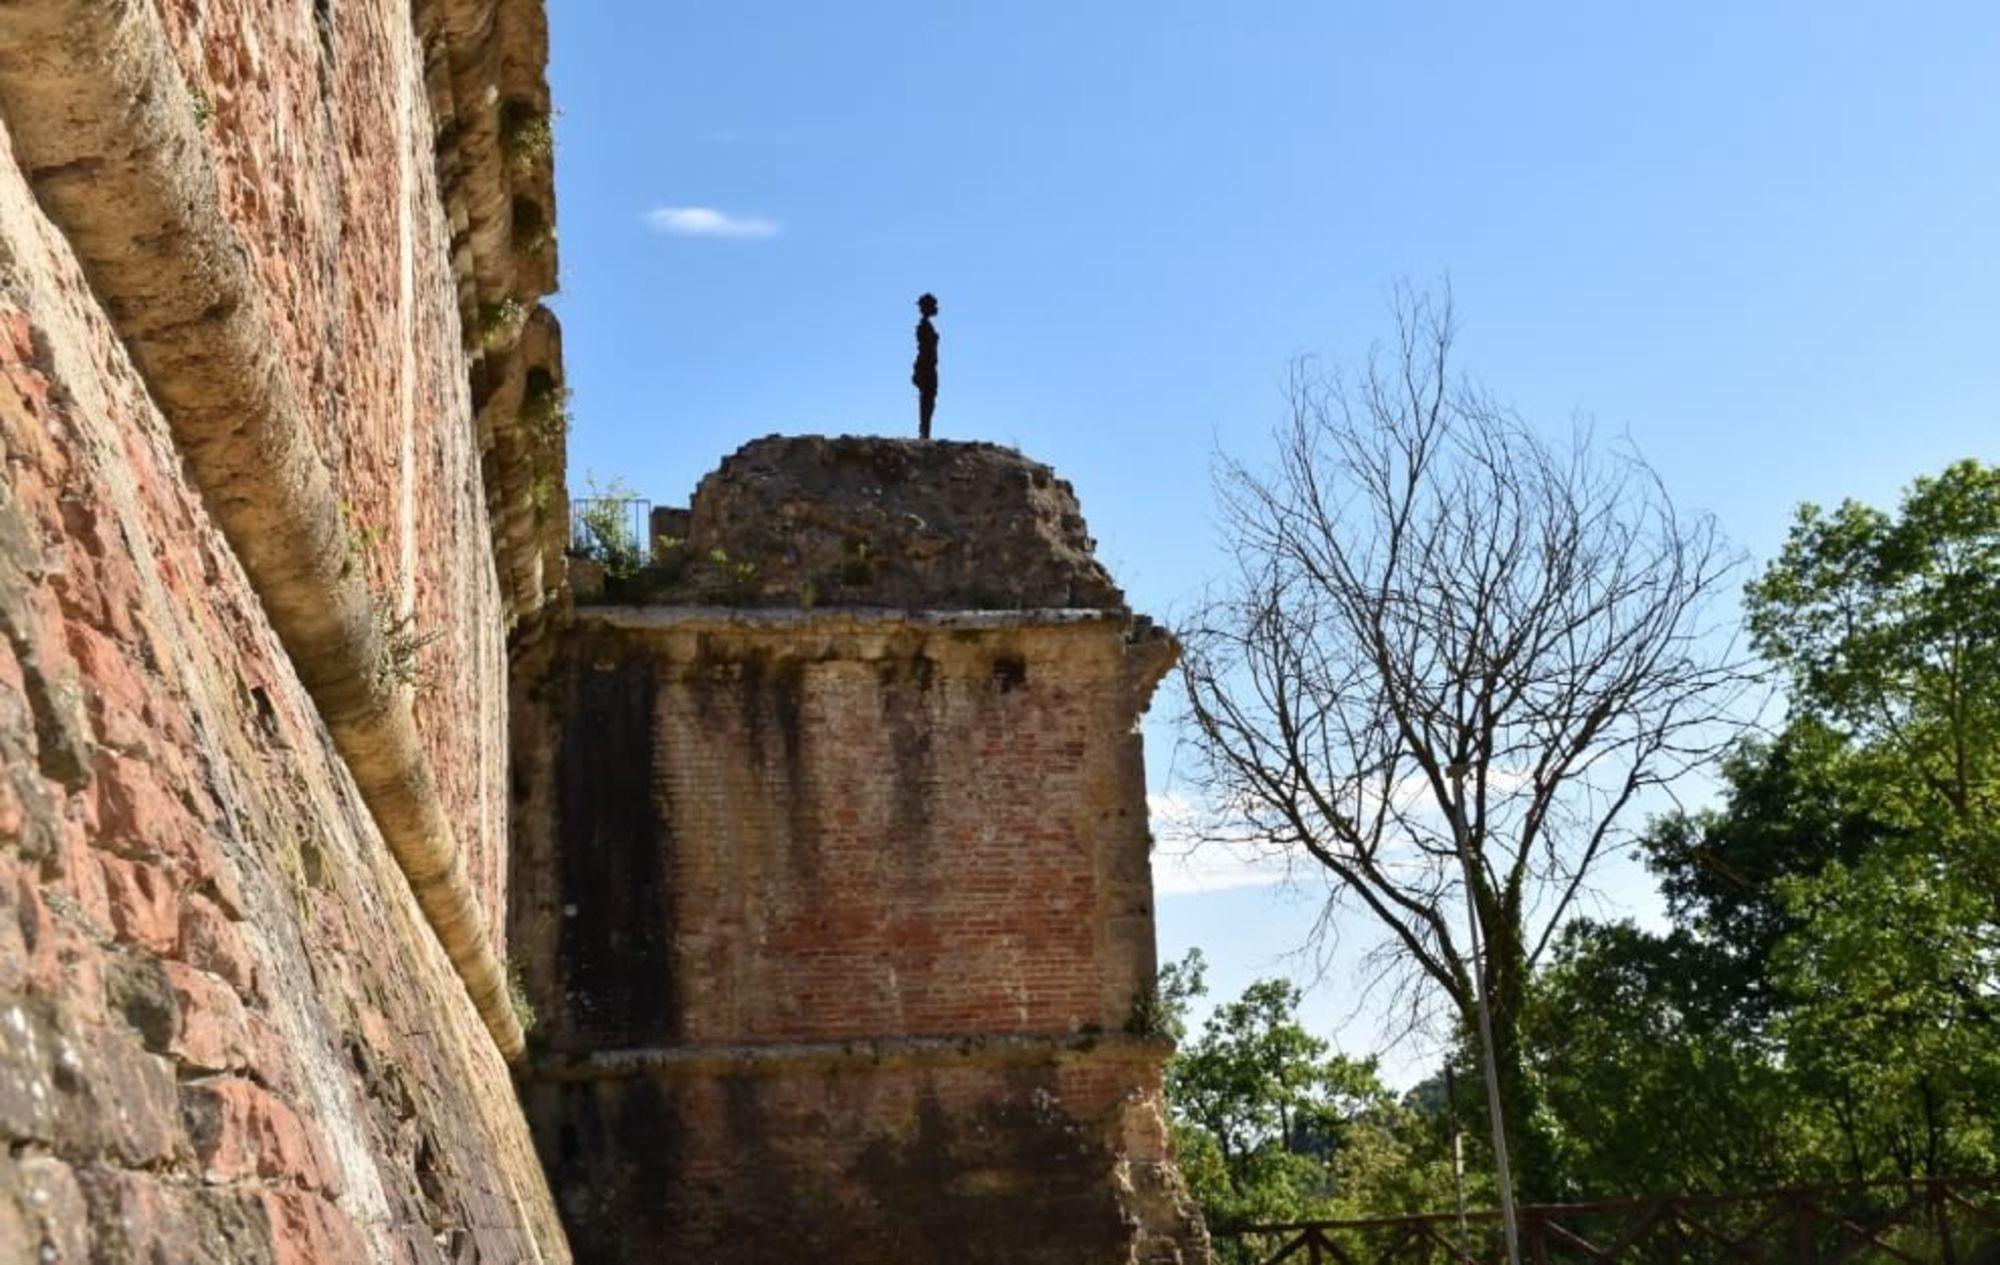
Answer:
[0,115,563,1260]
[512,612,1162,1054]
[131,0,564,938]
[510,603,1206,1262]
[523,1050,1188,1265]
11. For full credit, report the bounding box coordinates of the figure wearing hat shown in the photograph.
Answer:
[912,293,939,439]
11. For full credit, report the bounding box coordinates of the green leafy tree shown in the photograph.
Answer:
[1775,849,2000,1180]
[1748,459,2000,1181]
[1534,460,2000,1196]
[1639,719,1903,1029]
[1525,920,1799,1196]
[1747,459,2000,826]
[1157,953,1455,1255]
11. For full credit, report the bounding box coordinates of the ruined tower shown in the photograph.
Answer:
[511,436,1210,1263]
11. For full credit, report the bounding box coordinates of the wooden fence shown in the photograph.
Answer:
[1213,1176,2000,1264]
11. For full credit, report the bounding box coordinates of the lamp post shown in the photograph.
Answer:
[1445,760,1522,1265]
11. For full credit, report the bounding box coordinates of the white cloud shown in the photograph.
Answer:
[644,205,779,239]
[1152,845,1294,898]
[1148,791,1293,897]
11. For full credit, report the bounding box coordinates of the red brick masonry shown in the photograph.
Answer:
[511,607,1208,1263]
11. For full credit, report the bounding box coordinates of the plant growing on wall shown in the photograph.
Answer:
[498,98,555,169]
[572,473,645,580]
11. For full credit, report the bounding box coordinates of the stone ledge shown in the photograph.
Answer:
[519,1032,1174,1083]
[576,605,1132,632]
[564,601,1181,709]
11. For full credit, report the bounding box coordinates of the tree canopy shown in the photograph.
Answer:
[1169,439,2000,1227]
[1526,458,2000,1193]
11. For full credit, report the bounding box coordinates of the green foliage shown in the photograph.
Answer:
[1747,458,2000,820]
[1638,719,1907,1029]
[529,470,559,517]
[1775,845,2000,1180]
[336,498,382,580]
[499,99,555,168]
[475,297,525,350]
[520,370,570,448]
[1532,459,2000,1196]
[1750,458,2000,1180]
[505,961,537,1037]
[572,473,644,580]
[1132,948,1208,1040]
[1155,953,1456,1252]
[689,546,759,603]
[371,600,443,693]
[1527,921,1799,1196]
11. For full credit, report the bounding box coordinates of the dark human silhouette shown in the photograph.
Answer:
[912,293,939,439]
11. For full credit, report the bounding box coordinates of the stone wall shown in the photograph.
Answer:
[628,436,1126,611]
[526,1050,1193,1265]
[0,0,568,1258]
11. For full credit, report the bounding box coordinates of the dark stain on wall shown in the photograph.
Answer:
[877,654,937,857]
[847,1072,1133,1263]
[552,643,678,1050]
[521,1067,1139,1265]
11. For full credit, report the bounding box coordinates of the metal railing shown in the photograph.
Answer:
[1212,1176,2000,1264]
[568,496,650,560]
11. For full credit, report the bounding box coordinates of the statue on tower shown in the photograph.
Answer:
[912,292,939,439]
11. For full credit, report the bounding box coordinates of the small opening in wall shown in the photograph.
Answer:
[512,196,549,249]
[248,684,280,738]
[991,656,1028,693]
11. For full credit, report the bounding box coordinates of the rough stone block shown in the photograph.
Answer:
[0,1154,87,1265]
[76,1168,272,1265]
[181,1077,338,1195]
[157,962,249,1073]
[54,1023,184,1168]
[258,1189,369,1265]
[0,999,58,1146]
[96,855,180,956]
[176,895,260,1002]
[639,436,1127,609]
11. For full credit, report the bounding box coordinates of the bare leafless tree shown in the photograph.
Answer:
[1175,285,1752,1200]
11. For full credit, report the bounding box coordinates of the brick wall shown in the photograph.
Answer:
[522,1051,1191,1264]
[513,611,1162,1053]
[511,607,1205,1261]
[137,0,564,932]
[0,115,562,1259]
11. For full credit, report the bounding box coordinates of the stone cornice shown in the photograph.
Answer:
[577,605,1134,633]
[520,1032,1175,1084]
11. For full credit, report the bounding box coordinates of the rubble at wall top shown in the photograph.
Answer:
[653,435,1128,612]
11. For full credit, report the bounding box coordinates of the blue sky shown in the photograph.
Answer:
[546,4,1999,1078]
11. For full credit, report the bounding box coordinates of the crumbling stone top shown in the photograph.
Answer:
[657,436,1126,611]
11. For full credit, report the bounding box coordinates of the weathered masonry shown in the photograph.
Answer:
[0,0,569,1257]
[0,0,1209,1252]
[512,438,1211,1263]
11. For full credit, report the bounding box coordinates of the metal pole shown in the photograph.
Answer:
[1446,762,1522,1265]
[1447,1064,1470,1256]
